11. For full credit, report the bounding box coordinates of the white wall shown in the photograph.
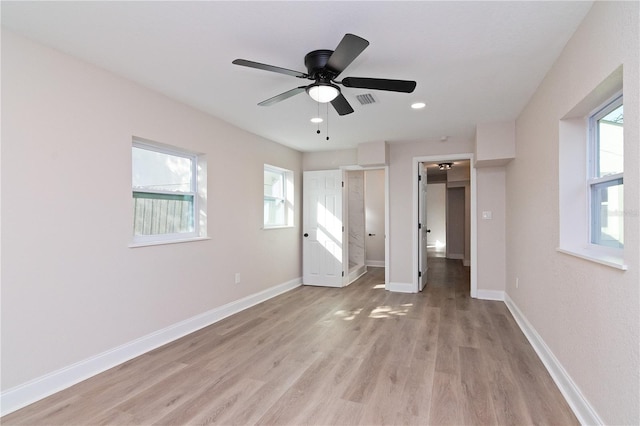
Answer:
[1,31,303,392]
[365,169,385,265]
[506,2,639,424]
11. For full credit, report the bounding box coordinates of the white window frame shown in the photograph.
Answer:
[131,138,207,246]
[263,164,294,229]
[557,67,626,270]
[587,94,623,251]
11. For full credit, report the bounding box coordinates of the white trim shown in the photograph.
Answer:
[470,163,477,298]
[556,247,628,270]
[476,289,504,301]
[388,281,416,293]
[366,260,386,267]
[128,236,211,248]
[348,265,367,284]
[504,293,603,426]
[412,153,477,297]
[0,277,302,417]
[447,253,464,260]
[132,139,202,245]
[384,166,390,289]
[263,164,295,229]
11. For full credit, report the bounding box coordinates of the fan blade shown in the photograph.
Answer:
[233,59,308,78]
[325,34,369,77]
[258,86,307,106]
[331,93,354,116]
[342,77,416,93]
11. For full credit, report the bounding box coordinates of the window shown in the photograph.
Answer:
[264,164,294,228]
[588,96,623,248]
[557,67,626,269]
[132,139,205,245]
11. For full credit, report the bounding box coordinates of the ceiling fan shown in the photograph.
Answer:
[232,33,417,116]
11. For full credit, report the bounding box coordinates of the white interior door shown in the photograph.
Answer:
[303,170,345,287]
[418,163,428,291]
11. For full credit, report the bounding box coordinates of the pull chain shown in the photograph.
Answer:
[316,100,321,134]
[326,103,330,141]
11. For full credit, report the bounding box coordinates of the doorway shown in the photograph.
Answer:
[347,167,388,286]
[413,154,477,296]
[303,167,389,288]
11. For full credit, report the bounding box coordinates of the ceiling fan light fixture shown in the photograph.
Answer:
[438,162,453,171]
[307,82,340,103]
[411,102,426,109]
[310,117,323,123]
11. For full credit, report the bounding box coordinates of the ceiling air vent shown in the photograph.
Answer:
[355,93,377,105]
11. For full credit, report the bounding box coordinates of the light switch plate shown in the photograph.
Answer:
[482,211,493,220]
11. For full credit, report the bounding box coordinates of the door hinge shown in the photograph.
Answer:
[342,225,345,232]
[342,181,344,187]
[418,223,422,229]
[418,271,422,277]
[342,271,345,277]
[418,174,422,181]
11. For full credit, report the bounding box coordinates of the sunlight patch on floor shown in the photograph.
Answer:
[334,308,363,321]
[369,304,412,319]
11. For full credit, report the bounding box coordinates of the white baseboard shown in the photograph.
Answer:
[447,253,464,260]
[463,259,471,267]
[504,293,603,426]
[365,260,386,267]
[388,282,415,293]
[0,277,302,417]
[476,289,504,301]
[348,265,367,284]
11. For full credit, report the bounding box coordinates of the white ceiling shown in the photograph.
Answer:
[2,1,593,152]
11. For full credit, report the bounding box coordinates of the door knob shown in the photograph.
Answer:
[368,233,376,236]
[426,229,431,233]
[303,233,309,237]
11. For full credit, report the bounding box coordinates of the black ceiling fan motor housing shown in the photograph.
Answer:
[304,50,335,80]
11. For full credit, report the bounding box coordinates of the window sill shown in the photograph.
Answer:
[262,225,294,230]
[129,236,210,248]
[556,246,628,270]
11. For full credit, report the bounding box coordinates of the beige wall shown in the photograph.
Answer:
[302,149,357,171]
[446,187,465,257]
[1,31,303,390]
[476,167,506,292]
[426,183,446,247]
[507,2,639,424]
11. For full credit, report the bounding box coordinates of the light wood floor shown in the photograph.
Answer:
[3,260,578,425]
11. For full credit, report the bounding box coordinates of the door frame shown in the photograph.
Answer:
[412,154,477,297]
[418,162,428,291]
[342,165,390,288]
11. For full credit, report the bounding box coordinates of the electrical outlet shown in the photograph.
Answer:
[235,273,241,284]
[516,277,519,289]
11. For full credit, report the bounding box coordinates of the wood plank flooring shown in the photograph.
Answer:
[2,260,578,425]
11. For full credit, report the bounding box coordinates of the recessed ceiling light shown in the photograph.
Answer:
[411,102,426,109]
[310,117,323,123]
